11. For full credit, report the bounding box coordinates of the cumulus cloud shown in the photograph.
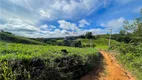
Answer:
[100,17,126,34]
[0,0,137,38]
[39,10,52,19]
[58,20,78,30]
[58,19,90,31]
[0,18,78,38]
[0,18,91,38]
[0,0,39,25]
[80,28,107,35]
[1,0,102,23]
[40,24,56,31]
[39,29,75,38]
[0,17,123,38]
[79,19,90,27]
[0,17,107,38]
[0,18,39,32]
[40,25,48,30]
[0,0,103,38]
[101,17,125,29]
[40,0,101,20]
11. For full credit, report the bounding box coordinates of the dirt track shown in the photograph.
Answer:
[81,51,135,80]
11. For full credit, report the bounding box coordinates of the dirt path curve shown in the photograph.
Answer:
[81,51,135,80]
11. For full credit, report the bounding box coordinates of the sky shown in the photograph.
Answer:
[0,0,142,38]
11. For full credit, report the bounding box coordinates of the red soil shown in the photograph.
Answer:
[81,51,135,80]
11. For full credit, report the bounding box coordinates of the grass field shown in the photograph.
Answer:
[78,38,119,50]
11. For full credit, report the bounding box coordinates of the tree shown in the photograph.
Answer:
[79,35,85,38]
[63,40,70,46]
[119,30,126,36]
[85,32,93,39]
[123,8,142,43]
[85,32,93,47]
[70,41,82,47]
[135,23,142,42]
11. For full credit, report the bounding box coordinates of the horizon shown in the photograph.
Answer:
[0,0,142,38]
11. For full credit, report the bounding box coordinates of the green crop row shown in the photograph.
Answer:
[0,41,101,80]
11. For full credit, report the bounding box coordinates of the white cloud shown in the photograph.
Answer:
[58,19,90,31]
[0,18,39,32]
[0,0,103,39]
[1,0,135,38]
[49,28,108,38]
[0,17,118,38]
[40,25,48,30]
[0,1,39,25]
[0,18,42,37]
[79,19,90,27]
[39,10,55,20]
[81,28,107,35]
[0,18,109,38]
[40,25,56,30]
[2,0,102,22]
[39,29,73,38]
[46,0,100,19]
[58,20,78,30]
[101,17,125,29]
[0,18,81,38]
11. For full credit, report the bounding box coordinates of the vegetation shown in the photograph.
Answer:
[111,9,142,80]
[0,32,43,45]
[85,32,93,39]
[0,41,101,80]
[78,38,119,50]
[111,42,142,80]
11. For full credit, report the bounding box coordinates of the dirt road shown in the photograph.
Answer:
[81,51,135,80]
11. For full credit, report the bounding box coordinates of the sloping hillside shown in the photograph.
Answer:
[0,32,43,44]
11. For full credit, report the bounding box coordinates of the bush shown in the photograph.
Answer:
[70,41,82,47]
[0,54,101,80]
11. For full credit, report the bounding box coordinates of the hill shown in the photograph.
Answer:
[0,32,43,44]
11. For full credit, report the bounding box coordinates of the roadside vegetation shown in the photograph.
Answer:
[110,10,142,80]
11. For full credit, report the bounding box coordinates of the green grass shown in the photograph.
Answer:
[78,38,119,50]
[118,53,142,80]
[78,38,107,45]
[0,41,97,60]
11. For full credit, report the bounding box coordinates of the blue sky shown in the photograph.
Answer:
[0,0,142,38]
